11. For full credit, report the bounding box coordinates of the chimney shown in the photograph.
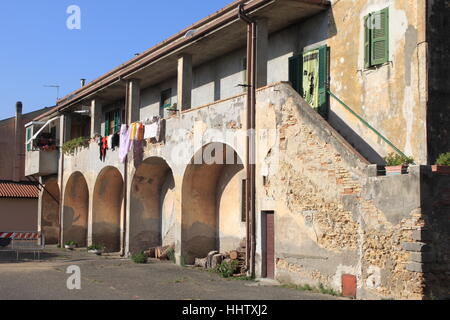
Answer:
[80,78,86,87]
[13,101,23,182]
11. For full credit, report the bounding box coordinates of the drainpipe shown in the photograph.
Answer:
[121,81,129,257]
[58,114,66,246]
[238,4,257,278]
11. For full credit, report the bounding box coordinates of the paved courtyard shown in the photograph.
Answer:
[0,246,341,300]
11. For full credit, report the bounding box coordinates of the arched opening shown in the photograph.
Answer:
[92,166,123,253]
[63,172,89,247]
[130,157,175,254]
[41,177,60,244]
[181,143,245,264]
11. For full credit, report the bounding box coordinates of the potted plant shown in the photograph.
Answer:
[432,152,450,175]
[384,153,415,176]
[64,241,78,250]
[166,103,178,117]
[88,244,104,256]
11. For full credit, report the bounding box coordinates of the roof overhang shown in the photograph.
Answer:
[35,0,330,121]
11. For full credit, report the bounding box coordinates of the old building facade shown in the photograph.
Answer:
[26,0,449,299]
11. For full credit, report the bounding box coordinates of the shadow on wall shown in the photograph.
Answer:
[92,166,123,253]
[182,143,245,264]
[63,207,87,247]
[129,157,174,254]
[328,110,385,164]
[63,172,89,247]
[41,178,60,244]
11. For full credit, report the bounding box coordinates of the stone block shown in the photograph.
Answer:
[411,229,433,241]
[402,242,430,252]
[406,262,430,273]
[409,252,434,263]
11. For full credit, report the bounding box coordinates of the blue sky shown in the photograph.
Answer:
[0,0,232,119]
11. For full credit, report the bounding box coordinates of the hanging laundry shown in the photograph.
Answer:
[107,135,113,150]
[119,124,131,163]
[98,136,104,161]
[130,123,138,141]
[137,123,145,141]
[143,116,162,142]
[101,136,108,161]
[111,132,120,150]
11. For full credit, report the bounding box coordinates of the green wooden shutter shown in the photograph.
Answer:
[105,112,110,136]
[289,54,303,95]
[26,127,32,151]
[371,8,389,66]
[114,110,120,134]
[318,45,329,119]
[364,14,371,68]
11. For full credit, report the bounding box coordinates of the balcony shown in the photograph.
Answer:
[25,150,59,177]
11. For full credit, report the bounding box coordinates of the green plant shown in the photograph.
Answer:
[64,241,78,246]
[62,136,89,155]
[436,152,450,166]
[384,153,414,166]
[87,244,104,251]
[318,283,342,297]
[213,260,238,278]
[132,252,148,264]
[166,247,176,264]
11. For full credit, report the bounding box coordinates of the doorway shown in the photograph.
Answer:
[261,211,275,279]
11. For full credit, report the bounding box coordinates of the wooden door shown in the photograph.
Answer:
[262,211,275,279]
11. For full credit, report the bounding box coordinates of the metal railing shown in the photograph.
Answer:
[328,90,415,165]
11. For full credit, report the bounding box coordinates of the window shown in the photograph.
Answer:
[104,109,121,136]
[160,89,172,117]
[26,127,32,151]
[289,45,329,118]
[364,7,389,68]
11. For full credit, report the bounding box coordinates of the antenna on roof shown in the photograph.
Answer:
[43,85,60,102]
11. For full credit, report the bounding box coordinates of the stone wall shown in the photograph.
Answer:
[256,83,447,299]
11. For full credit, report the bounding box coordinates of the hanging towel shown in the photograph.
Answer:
[130,123,138,141]
[101,136,108,161]
[144,123,158,140]
[119,124,130,163]
[108,135,113,150]
[98,136,104,161]
[137,123,145,141]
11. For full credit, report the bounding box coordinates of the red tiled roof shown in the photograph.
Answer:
[0,181,39,199]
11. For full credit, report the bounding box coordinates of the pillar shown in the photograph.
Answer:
[177,54,192,111]
[90,99,102,137]
[127,79,140,123]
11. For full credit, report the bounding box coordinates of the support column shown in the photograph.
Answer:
[256,18,268,88]
[177,54,192,111]
[90,99,102,137]
[127,79,141,123]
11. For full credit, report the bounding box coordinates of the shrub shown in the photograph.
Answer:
[213,260,238,278]
[87,244,104,251]
[132,252,148,264]
[166,247,176,264]
[384,153,414,166]
[64,241,78,246]
[62,137,89,155]
[436,152,450,166]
